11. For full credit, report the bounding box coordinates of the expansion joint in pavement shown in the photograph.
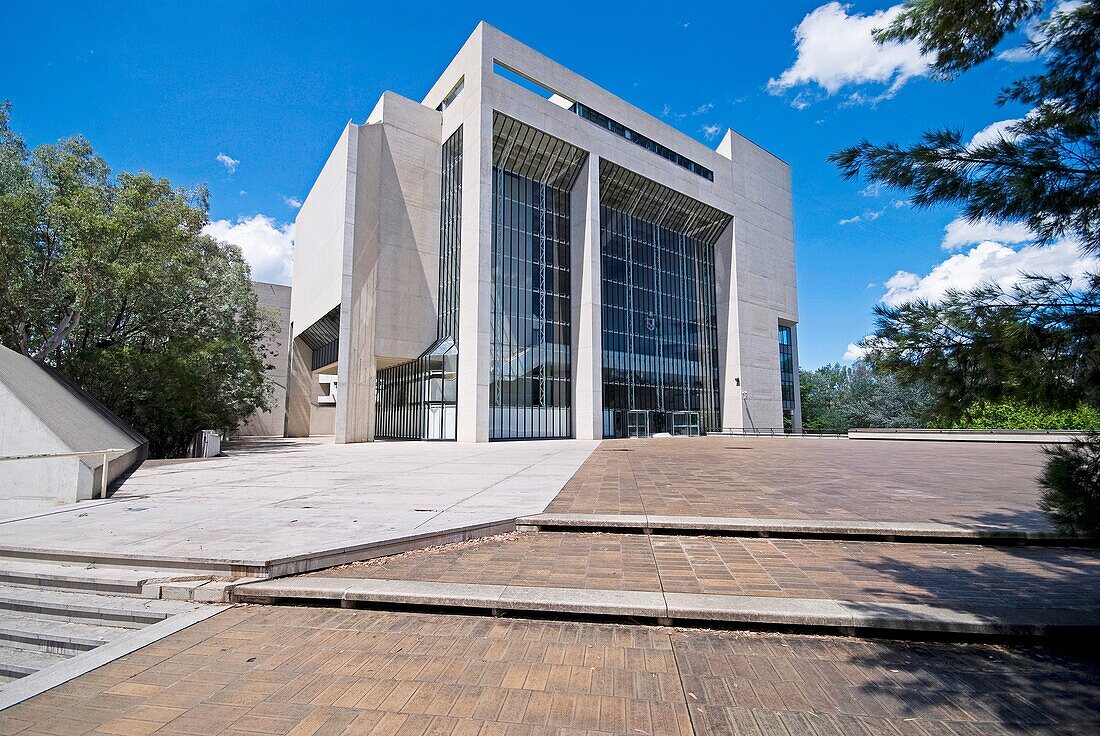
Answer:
[516,513,1093,546]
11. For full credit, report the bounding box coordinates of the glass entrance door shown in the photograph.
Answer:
[669,411,702,436]
[626,410,651,438]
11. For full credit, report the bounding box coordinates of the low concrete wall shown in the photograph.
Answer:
[849,428,1082,444]
[0,345,147,516]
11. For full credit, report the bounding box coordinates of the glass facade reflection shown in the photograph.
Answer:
[779,324,795,430]
[599,162,728,438]
[489,114,587,440]
[375,126,463,440]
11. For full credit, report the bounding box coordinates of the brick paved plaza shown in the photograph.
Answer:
[3,436,1098,734]
[312,532,1100,611]
[2,606,1098,735]
[548,437,1052,530]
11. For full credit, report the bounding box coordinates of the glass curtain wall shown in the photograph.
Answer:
[778,324,795,431]
[489,114,587,439]
[375,126,462,439]
[598,161,730,437]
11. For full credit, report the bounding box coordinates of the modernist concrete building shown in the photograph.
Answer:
[287,23,800,443]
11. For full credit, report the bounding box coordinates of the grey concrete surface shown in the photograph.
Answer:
[0,437,599,575]
[517,512,1083,543]
[233,576,1100,636]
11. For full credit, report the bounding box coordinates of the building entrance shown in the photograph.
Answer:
[626,410,651,438]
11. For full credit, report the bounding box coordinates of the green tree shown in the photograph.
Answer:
[832,0,1100,253]
[800,362,934,431]
[866,274,1100,423]
[0,103,277,457]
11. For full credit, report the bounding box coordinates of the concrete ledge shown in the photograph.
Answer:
[0,604,228,712]
[849,428,1082,443]
[0,517,520,582]
[516,513,1086,545]
[231,577,1099,637]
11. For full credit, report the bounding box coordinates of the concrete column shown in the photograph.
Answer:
[715,219,745,431]
[285,336,313,437]
[570,155,603,440]
[336,125,378,444]
[456,102,492,442]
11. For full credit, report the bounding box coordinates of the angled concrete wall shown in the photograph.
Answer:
[289,95,443,443]
[0,345,147,517]
[237,281,292,437]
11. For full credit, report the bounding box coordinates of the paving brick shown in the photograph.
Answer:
[310,531,1100,611]
[2,598,1099,735]
[546,437,1051,531]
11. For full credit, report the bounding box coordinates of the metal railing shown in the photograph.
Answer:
[0,448,129,499]
[716,428,848,438]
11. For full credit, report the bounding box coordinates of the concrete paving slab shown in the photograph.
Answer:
[518,513,1084,543]
[497,586,666,617]
[234,576,1100,636]
[0,438,599,576]
[343,580,506,608]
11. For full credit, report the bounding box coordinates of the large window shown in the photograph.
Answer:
[599,161,728,437]
[779,324,795,430]
[489,114,586,439]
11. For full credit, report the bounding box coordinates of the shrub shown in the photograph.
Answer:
[947,401,1100,431]
[1038,433,1100,536]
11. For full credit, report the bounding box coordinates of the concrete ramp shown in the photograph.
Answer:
[0,345,147,516]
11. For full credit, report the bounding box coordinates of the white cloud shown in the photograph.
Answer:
[768,2,931,106]
[941,216,1034,251]
[215,152,239,174]
[700,123,723,141]
[967,118,1022,147]
[692,102,715,115]
[881,239,1097,307]
[859,182,883,198]
[203,214,294,285]
[999,1,1083,61]
[283,196,303,209]
[843,340,870,361]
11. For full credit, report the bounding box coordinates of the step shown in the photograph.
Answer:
[0,612,125,655]
[0,646,67,679]
[233,577,1100,638]
[516,513,1085,545]
[0,557,207,597]
[0,584,199,628]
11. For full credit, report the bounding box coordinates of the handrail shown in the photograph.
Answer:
[0,448,130,499]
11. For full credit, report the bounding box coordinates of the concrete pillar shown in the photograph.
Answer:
[335,125,378,444]
[456,103,492,442]
[570,155,603,440]
[715,219,745,431]
[285,335,313,437]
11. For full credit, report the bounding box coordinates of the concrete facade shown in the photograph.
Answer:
[288,23,800,443]
[237,281,292,437]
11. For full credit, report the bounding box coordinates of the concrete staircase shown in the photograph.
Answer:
[0,554,212,690]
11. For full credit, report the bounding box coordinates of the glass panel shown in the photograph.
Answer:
[488,120,580,440]
[599,199,722,436]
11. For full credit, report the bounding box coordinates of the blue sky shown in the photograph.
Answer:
[3,1,1091,368]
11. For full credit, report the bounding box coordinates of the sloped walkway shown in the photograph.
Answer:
[307,532,1100,611]
[0,437,599,577]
